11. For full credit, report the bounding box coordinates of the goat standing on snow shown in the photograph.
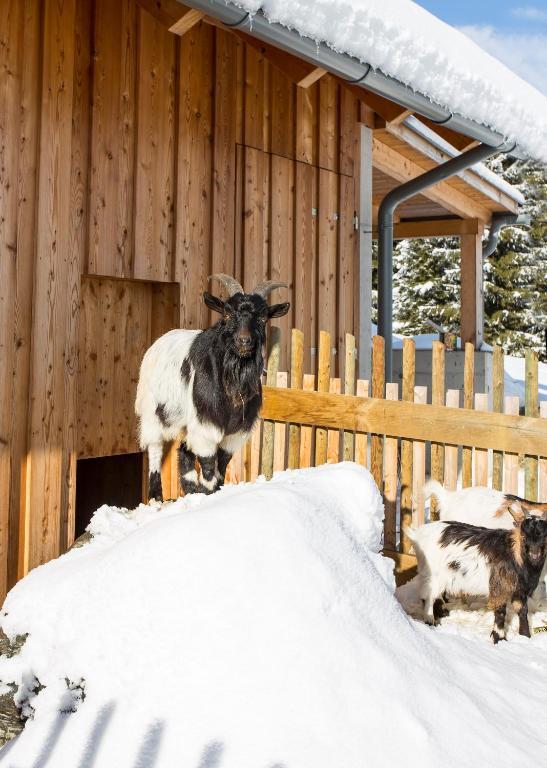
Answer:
[135,274,290,501]
[407,503,547,642]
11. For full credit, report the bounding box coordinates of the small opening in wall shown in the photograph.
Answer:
[75,453,143,539]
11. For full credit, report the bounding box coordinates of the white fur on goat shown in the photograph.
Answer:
[422,479,513,528]
[406,522,491,625]
[135,329,249,479]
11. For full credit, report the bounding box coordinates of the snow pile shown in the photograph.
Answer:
[1,463,547,767]
[234,0,547,161]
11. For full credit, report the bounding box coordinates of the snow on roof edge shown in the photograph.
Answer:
[231,0,547,163]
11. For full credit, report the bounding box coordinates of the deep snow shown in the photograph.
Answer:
[1,463,547,767]
[233,0,547,161]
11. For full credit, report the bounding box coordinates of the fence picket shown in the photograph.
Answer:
[412,386,427,527]
[462,342,474,487]
[354,379,369,467]
[261,327,281,479]
[430,341,445,519]
[384,383,399,549]
[299,374,316,468]
[314,331,331,466]
[503,396,520,494]
[327,378,342,462]
[525,349,539,501]
[474,393,489,486]
[400,339,415,553]
[343,333,356,460]
[444,389,460,490]
[370,336,385,492]
[540,402,547,502]
[273,372,288,473]
[288,329,304,469]
[492,346,504,490]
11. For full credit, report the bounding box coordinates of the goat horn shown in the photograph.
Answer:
[208,274,244,297]
[252,280,288,299]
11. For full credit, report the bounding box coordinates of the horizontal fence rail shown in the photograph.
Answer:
[206,327,547,560]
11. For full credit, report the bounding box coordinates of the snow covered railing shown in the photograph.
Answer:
[216,328,546,563]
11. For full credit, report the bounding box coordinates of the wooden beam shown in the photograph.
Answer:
[372,218,480,239]
[420,117,479,151]
[260,387,547,456]
[372,136,491,221]
[297,66,327,89]
[460,230,484,349]
[381,122,519,213]
[388,108,413,125]
[169,8,204,35]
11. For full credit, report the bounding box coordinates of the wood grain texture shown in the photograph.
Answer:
[261,327,281,480]
[492,345,504,491]
[399,338,415,552]
[288,328,304,469]
[273,372,288,473]
[462,342,474,487]
[370,336,385,492]
[524,349,539,501]
[327,379,342,463]
[133,6,176,280]
[444,389,460,490]
[343,333,356,460]
[540,402,547,503]
[299,374,315,468]
[412,386,427,529]
[503,396,520,494]
[430,341,445,519]
[315,331,331,465]
[473,393,489,487]
[384,383,398,550]
[354,379,369,468]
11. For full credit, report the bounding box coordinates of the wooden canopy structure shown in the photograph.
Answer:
[0,0,522,597]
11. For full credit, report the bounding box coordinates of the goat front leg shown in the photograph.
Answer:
[178,442,200,496]
[147,443,164,502]
[216,448,232,487]
[197,454,219,495]
[491,603,507,644]
[512,594,531,638]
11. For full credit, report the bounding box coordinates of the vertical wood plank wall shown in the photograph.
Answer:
[0,0,361,591]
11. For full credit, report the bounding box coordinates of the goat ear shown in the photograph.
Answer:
[267,302,290,319]
[509,500,525,523]
[203,291,225,314]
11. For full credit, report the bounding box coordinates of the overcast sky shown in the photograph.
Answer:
[417,2,547,95]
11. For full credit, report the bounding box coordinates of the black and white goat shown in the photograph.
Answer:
[407,504,547,642]
[135,274,290,501]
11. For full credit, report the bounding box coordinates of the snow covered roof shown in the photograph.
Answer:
[225,0,547,162]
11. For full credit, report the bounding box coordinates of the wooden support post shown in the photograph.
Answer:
[460,229,484,348]
[525,349,539,500]
[503,396,520,494]
[297,67,327,89]
[273,372,288,473]
[354,380,369,467]
[412,386,427,527]
[492,346,504,491]
[400,339,415,552]
[327,379,342,463]
[474,393,489,486]
[540,402,547,502]
[315,331,331,466]
[358,124,373,380]
[169,8,205,36]
[299,375,316,468]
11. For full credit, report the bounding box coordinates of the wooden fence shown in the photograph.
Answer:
[223,327,547,562]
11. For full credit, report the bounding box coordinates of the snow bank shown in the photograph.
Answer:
[234,0,547,161]
[1,463,547,767]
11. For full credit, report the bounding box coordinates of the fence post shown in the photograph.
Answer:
[273,372,288,473]
[288,329,304,469]
[474,393,489,486]
[430,341,445,519]
[462,342,474,487]
[370,336,385,492]
[412,386,427,529]
[354,379,369,467]
[343,333,356,460]
[525,349,539,500]
[444,389,460,490]
[314,331,331,466]
[261,327,281,480]
[400,338,415,552]
[384,383,398,550]
[503,396,520,494]
[492,346,504,490]
[299,374,316,468]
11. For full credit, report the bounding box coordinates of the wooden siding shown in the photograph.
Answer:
[0,1,361,591]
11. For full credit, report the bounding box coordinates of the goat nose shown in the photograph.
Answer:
[239,335,252,347]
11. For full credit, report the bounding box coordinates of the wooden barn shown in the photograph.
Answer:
[1,0,542,599]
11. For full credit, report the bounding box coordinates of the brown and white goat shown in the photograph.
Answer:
[406,503,547,643]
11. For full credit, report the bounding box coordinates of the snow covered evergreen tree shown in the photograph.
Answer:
[383,160,546,360]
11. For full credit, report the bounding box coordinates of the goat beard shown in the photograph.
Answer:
[222,345,263,406]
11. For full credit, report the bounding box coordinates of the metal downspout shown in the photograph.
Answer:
[377,141,515,382]
[482,212,520,258]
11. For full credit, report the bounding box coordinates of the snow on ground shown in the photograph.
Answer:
[234,0,547,161]
[1,463,547,767]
